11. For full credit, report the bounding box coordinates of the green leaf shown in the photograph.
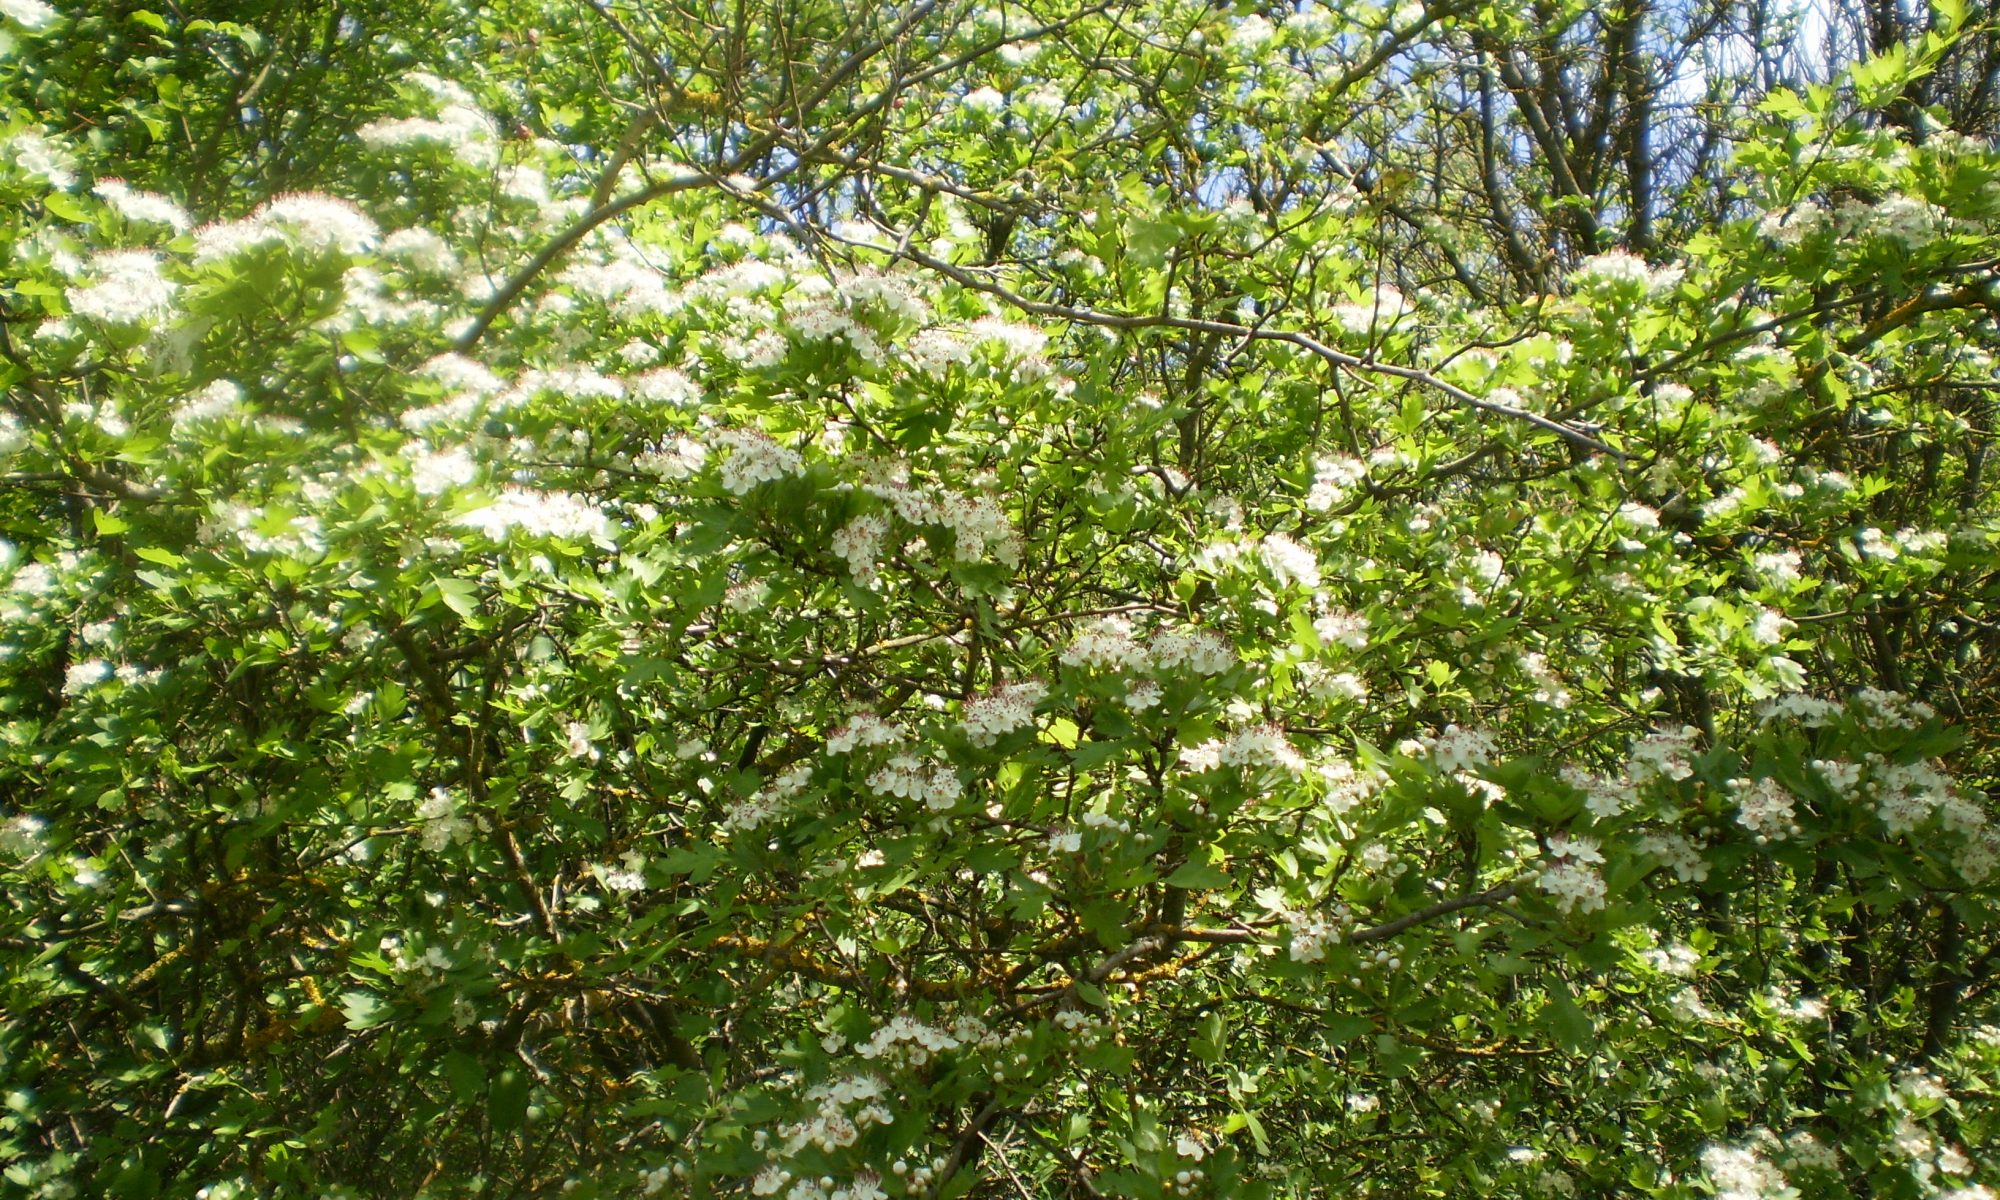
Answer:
[433,576,480,618]
[1164,860,1230,890]
[1758,88,1812,121]
[489,1067,530,1130]
[1322,1015,1373,1046]
[339,991,388,1030]
[1543,980,1593,1051]
[44,191,91,223]
[442,1051,485,1104]
[1070,737,1133,772]
[1124,214,1181,268]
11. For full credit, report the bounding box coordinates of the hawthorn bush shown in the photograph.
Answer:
[3,0,2000,1197]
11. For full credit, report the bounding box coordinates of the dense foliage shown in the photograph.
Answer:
[5,0,2000,1196]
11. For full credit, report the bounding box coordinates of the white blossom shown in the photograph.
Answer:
[826,713,902,754]
[629,367,701,406]
[1182,724,1305,773]
[62,658,113,695]
[455,487,611,543]
[1733,777,1802,842]
[171,380,244,433]
[1259,533,1321,590]
[4,128,72,185]
[635,436,708,480]
[382,227,458,275]
[1306,454,1367,510]
[409,446,478,496]
[1149,625,1233,674]
[1538,858,1606,913]
[1699,1141,1798,1200]
[194,192,378,263]
[961,681,1045,746]
[417,787,474,851]
[356,100,498,168]
[867,755,963,809]
[1757,200,1828,246]
[830,513,892,585]
[1062,614,1147,672]
[713,428,804,495]
[1637,830,1710,882]
[92,178,190,231]
[0,0,58,29]
[1427,725,1496,772]
[1571,249,1683,296]
[68,250,177,326]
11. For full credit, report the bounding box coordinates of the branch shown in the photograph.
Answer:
[937,1095,1007,1193]
[1347,882,1520,944]
[833,232,1624,458]
[451,170,725,352]
[1008,881,1528,1018]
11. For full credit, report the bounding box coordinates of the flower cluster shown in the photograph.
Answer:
[1298,663,1368,704]
[1732,777,1802,843]
[194,192,380,263]
[1313,606,1370,650]
[713,428,804,495]
[749,1075,898,1200]
[1757,200,1829,246]
[1061,614,1148,671]
[1148,625,1234,674]
[1699,1139,1797,1200]
[1636,830,1710,882]
[630,366,702,405]
[1332,286,1409,334]
[636,436,707,479]
[723,579,770,613]
[357,101,499,167]
[721,764,816,835]
[1180,723,1305,773]
[1570,249,1684,297]
[1538,833,1607,913]
[1561,767,1637,819]
[416,787,474,852]
[1306,453,1367,510]
[1426,725,1497,773]
[382,226,458,275]
[68,250,177,326]
[92,178,190,232]
[827,712,903,754]
[1259,533,1321,589]
[1836,192,1945,249]
[1626,726,1697,783]
[455,487,611,544]
[592,849,649,893]
[1317,756,1383,816]
[855,1014,978,1068]
[1285,901,1354,962]
[355,72,499,168]
[1049,1006,1111,1052]
[0,813,47,860]
[1193,531,1322,590]
[830,513,892,585]
[407,445,476,496]
[866,755,963,810]
[935,491,1018,565]
[961,681,1045,746]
